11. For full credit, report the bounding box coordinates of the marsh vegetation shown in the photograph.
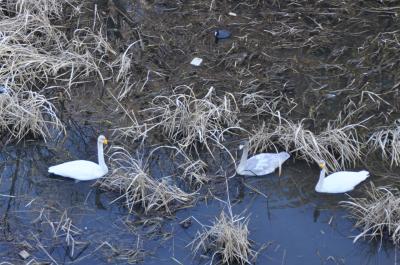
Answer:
[1,0,400,264]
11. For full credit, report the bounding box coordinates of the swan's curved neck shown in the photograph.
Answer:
[316,167,326,189]
[97,141,107,170]
[237,142,249,172]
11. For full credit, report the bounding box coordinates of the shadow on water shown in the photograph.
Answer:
[0,126,397,264]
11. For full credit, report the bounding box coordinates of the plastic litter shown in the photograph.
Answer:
[215,29,231,40]
[19,250,30,260]
[214,29,232,43]
[325,93,337,99]
[190,57,203,66]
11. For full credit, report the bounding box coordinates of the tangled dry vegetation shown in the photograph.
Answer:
[0,90,62,141]
[98,146,194,215]
[0,0,113,141]
[190,211,253,265]
[145,86,240,152]
[248,116,362,171]
[4,0,400,261]
[367,120,400,168]
[341,184,400,245]
[32,208,82,259]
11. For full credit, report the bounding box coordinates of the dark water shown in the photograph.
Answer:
[0,128,396,264]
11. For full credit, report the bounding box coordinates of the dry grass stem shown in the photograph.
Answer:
[98,146,194,214]
[35,209,81,257]
[341,184,400,245]
[190,211,253,265]
[367,120,400,167]
[239,85,297,115]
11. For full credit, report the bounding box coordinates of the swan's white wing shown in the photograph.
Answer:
[244,153,283,176]
[320,170,369,193]
[48,160,105,181]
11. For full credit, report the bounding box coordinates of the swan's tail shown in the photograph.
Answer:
[359,170,370,180]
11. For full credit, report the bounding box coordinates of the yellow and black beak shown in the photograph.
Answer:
[318,162,325,169]
[103,138,108,145]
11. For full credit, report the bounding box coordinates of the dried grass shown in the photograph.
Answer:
[33,208,82,257]
[239,82,297,115]
[145,85,241,153]
[98,146,194,215]
[341,184,400,245]
[160,145,209,187]
[0,90,63,141]
[367,120,400,168]
[190,211,253,265]
[249,117,362,171]
[0,0,114,141]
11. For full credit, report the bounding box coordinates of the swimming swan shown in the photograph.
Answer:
[315,160,369,193]
[236,141,290,176]
[48,135,109,181]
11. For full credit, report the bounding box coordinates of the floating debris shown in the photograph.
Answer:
[228,12,237,16]
[18,250,30,260]
[190,57,203,66]
[325,93,337,99]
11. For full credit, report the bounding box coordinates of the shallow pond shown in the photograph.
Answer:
[0,125,396,265]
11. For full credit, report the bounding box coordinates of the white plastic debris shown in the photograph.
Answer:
[325,93,337,99]
[19,250,30,260]
[190,57,203,66]
[228,12,237,16]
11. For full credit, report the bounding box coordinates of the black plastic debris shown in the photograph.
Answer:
[214,29,231,43]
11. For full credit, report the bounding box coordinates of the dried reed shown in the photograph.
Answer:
[367,121,400,168]
[190,211,253,265]
[98,146,194,214]
[145,85,241,153]
[0,90,63,141]
[249,117,362,171]
[341,184,400,245]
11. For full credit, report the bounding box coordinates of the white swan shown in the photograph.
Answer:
[236,141,290,176]
[315,160,369,193]
[48,135,109,181]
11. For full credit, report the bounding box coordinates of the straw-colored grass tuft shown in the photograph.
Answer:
[145,85,240,153]
[190,212,253,265]
[98,146,194,215]
[249,118,362,171]
[0,90,63,141]
[341,184,400,245]
[0,0,113,141]
[367,120,400,167]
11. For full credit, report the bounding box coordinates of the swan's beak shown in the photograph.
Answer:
[103,138,108,145]
[318,162,325,169]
